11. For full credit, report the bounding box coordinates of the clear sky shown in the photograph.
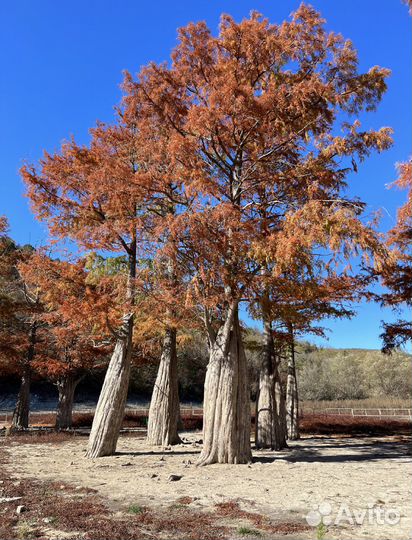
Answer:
[0,1,410,350]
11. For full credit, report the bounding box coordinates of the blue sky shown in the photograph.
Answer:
[0,1,410,350]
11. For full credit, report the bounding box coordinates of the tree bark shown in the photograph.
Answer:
[197,304,251,465]
[86,242,136,459]
[255,319,286,450]
[12,322,36,430]
[147,326,181,446]
[55,373,81,430]
[12,365,31,430]
[86,315,133,457]
[286,329,299,440]
[274,355,288,447]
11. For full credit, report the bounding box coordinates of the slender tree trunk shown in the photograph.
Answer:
[255,319,286,450]
[55,373,81,430]
[286,329,299,440]
[86,242,136,458]
[12,365,31,430]
[197,304,251,465]
[147,326,181,445]
[12,322,36,430]
[274,355,288,447]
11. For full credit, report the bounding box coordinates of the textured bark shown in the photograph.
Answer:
[55,373,80,430]
[12,365,31,429]
[86,242,136,459]
[12,322,36,430]
[286,335,300,440]
[255,320,277,449]
[255,320,286,450]
[147,326,181,446]
[274,357,287,447]
[197,305,251,465]
[86,315,133,457]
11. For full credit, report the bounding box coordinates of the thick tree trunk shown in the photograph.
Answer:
[255,320,286,450]
[86,316,133,458]
[12,365,31,430]
[197,305,251,465]
[12,322,36,430]
[147,327,181,446]
[55,373,80,430]
[286,334,299,440]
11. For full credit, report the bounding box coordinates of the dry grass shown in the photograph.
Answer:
[5,410,203,431]
[1,430,82,445]
[1,444,311,540]
[0,454,228,540]
[300,413,411,436]
[302,397,411,411]
[2,408,410,444]
[215,501,310,536]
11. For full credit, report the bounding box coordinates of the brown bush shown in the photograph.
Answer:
[300,413,412,436]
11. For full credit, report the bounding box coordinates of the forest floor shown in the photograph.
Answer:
[1,430,411,540]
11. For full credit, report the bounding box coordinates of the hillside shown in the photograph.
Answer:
[295,344,411,401]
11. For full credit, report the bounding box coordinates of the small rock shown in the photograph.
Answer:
[121,462,132,467]
[164,446,171,451]
[0,497,22,503]
[159,456,165,461]
[42,517,53,524]
[16,505,26,514]
[168,474,183,482]
[150,473,158,479]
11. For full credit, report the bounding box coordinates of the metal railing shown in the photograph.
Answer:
[321,407,412,419]
[0,404,205,426]
[1,405,411,426]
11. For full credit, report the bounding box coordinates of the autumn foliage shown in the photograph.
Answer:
[0,5,407,461]
[379,161,412,352]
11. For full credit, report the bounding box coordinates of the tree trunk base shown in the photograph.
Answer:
[274,373,288,448]
[56,374,79,430]
[86,318,133,458]
[147,327,181,446]
[12,368,31,430]
[197,308,251,466]
[255,372,283,450]
[286,366,299,440]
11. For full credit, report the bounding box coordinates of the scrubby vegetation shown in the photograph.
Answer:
[296,345,411,401]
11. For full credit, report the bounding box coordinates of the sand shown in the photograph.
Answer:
[4,432,411,539]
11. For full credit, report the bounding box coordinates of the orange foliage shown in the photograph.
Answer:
[379,161,412,351]
[123,5,391,324]
[20,6,394,355]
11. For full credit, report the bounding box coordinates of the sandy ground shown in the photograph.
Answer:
[4,432,411,540]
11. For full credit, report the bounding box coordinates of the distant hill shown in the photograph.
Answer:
[294,344,411,401]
